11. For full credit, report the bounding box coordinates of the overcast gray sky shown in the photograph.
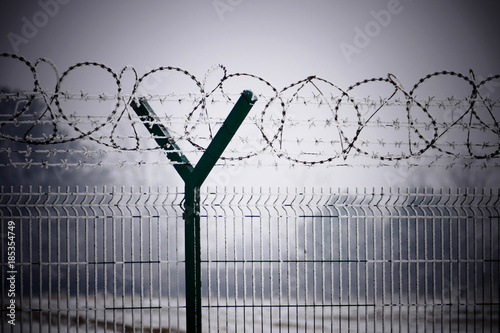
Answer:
[1,0,500,188]
[2,1,499,84]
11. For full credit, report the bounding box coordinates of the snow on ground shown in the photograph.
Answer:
[2,296,498,332]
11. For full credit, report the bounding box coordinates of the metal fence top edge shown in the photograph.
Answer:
[1,186,499,209]
[0,185,499,194]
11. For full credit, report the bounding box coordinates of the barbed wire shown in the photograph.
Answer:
[1,53,499,169]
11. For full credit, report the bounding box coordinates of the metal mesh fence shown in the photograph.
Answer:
[1,186,499,332]
[1,186,186,332]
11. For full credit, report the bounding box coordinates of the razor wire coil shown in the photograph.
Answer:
[1,53,500,168]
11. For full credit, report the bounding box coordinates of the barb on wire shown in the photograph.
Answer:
[1,53,500,169]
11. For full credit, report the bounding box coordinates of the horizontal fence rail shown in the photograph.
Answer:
[1,186,499,332]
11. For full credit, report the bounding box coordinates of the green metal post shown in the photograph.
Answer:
[130,99,193,182]
[131,90,257,333]
[184,182,201,332]
[190,90,257,186]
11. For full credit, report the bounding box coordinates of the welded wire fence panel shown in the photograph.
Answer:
[1,186,499,332]
[0,186,186,332]
[200,187,500,332]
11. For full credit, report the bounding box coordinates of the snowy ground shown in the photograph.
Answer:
[2,297,498,332]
